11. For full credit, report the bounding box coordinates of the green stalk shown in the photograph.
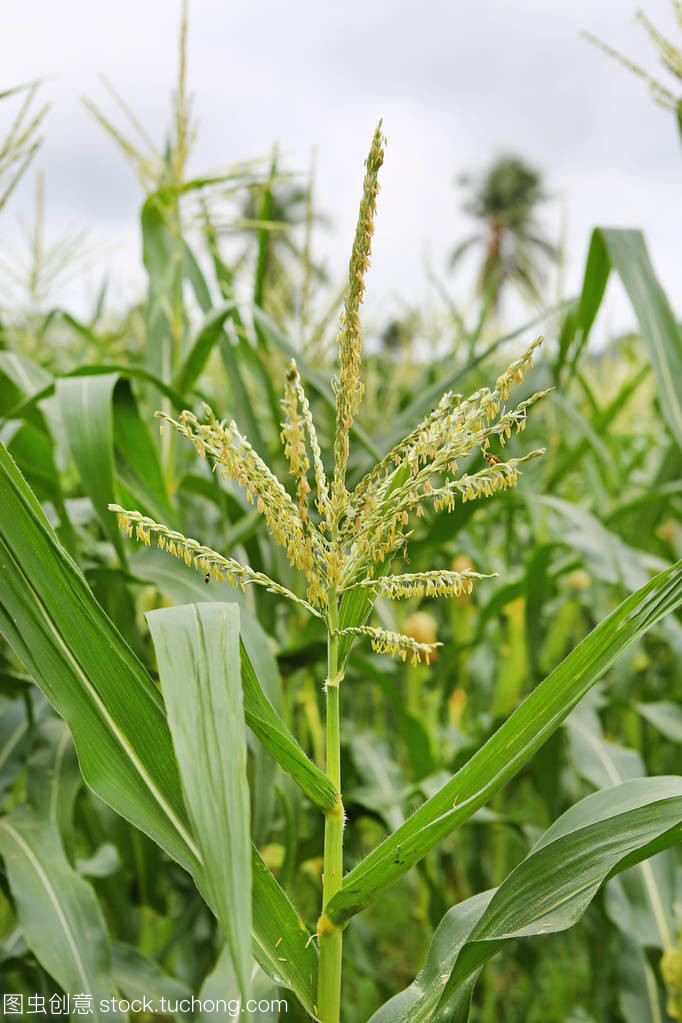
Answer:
[318,589,344,1022]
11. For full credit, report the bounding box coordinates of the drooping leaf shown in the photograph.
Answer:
[327,560,682,926]
[0,442,319,1013]
[562,228,682,448]
[174,299,238,393]
[0,439,199,871]
[370,778,682,1022]
[56,373,126,562]
[0,808,123,1021]
[132,546,337,813]
[147,602,252,1000]
[112,942,192,1020]
[636,701,682,743]
[197,944,281,1023]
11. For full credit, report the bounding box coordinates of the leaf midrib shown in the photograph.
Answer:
[0,821,93,995]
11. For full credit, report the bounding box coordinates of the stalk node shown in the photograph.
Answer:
[325,669,344,688]
[317,913,338,937]
[325,795,345,822]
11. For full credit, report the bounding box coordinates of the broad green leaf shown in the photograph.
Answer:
[174,299,238,393]
[0,808,122,1021]
[636,701,682,743]
[0,350,52,399]
[0,695,31,797]
[132,546,337,813]
[141,194,177,382]
[0,442,319,1013]
[566,705,676,953]
[370,778,682,1022]
[197,944,281,1022]
[251,845,319,1015]
[566,228,682,447]
[112,378,174,525]
[26,718,82,848]
[0,439,199,871]
[326,560,682,926]
[146,602,252,1000]
[2,361,188,430]
[112,942,192,1020]
[56,373,126,562]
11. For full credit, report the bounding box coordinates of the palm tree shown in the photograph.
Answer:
[449,155,557,311]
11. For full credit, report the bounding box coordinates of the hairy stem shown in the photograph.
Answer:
[318,590,344,1022]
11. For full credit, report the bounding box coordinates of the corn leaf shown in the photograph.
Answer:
[370,778,682,1022]
[113,378,174,525]
[131,545,338,813]
[0,442,319,1013]
[174,299,239,394]
[56,373,126,562]
[563,228,682,448]
[0,439,198,870]
[146,602,252,1000]
[327,560,682,925]
[636,700,682,743]
[0,808,123,1021]
[112,943,192,1021]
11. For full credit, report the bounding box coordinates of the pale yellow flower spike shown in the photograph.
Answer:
[155,405,327,606]
[343,568,498,600]
[336,626,442,665]
[281,359,332,526]
[281,363,312,525]
[331,122,385,526]
[108,504,324,618]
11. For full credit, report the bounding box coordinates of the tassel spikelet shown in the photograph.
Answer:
[291,360,332,523]
[111,126,549,664]
[335,626,441,665]
[342,568,497,600]
[155,404,327,608]
[108,505,323,618]
[281,365,312,524]
[281,359,332,525]
[583,8,682,114]
[331,122,385,525]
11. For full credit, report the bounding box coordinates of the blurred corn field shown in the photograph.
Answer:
[0,5,681,1022]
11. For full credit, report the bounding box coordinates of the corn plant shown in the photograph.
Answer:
[1,122,682,1023]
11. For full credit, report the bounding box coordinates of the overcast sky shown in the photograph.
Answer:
[2,0,680,338]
